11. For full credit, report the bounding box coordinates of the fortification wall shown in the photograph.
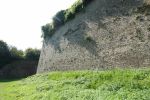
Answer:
[37,0,150,73]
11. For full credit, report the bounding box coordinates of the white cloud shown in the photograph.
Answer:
[0,0,76,50]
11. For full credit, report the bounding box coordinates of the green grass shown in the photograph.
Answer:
[1,68,150,100]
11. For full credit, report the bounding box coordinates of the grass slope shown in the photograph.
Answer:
[0,68,150,100]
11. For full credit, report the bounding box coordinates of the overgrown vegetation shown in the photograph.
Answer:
[1,68,150,100]
[41,0,93,38]
[84,35,94,42]
[0,40,40,69]
[9,46,24,60]
[25,48,40,60]
[0,40,11,68]
[137,1,150,15]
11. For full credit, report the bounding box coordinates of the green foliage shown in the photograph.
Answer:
[0,40,41,68]
[53,10,65,27]
[72,0,84,13]
[1,68,150,100]
[41,24,55,38]
[0,40,11,68]
[9,46,24,60]
[82,0,93,6]
[64,0,83,22]
[137,2,150,15]
[42,0,94,39]
[85,35,93,42]
[25,48,40,60]
[64,9,76,22]
[0,40,9,54]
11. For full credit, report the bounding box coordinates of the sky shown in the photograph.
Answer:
[0,0,76,50]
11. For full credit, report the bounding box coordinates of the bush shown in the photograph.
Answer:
[85,36,93,42]
[64,9,76,22]
[25,48,40,60]
[0,40,10,58]
[9,46,24,60]
[82,0,93,6]
[71,0,83,13]
[0,40,11,68]
[0,40,41,69]
[53,10,65,27]
[41,24,55,38]
[41,0,94,39]
[137,2,150,15]
[0,40,25,69]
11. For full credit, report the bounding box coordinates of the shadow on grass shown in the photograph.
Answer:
[0,78,23,82]
[0,60,38,82]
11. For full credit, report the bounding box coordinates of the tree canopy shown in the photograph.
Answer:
[0,40,41,69]
[0,40,11,68]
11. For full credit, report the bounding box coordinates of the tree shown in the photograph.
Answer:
[25,48,40,60]
[0,40,10,56]
[0,40,11,68]
[9,46,24,60]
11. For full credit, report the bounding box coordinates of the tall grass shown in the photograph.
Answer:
[1,68,150,100]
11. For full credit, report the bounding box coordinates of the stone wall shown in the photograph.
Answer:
[0,60,38,78]
[37,0,150,73]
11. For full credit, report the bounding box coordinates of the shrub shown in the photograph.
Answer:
[85,36,93,42]
[64,9,76,22]
[41,24,55,38]
[0,40,11,68]
[9,46,24,60]
[70,0,83,14]
[0,40,41,69]
[41,0,94,39]
[25,48,40,60]
[0,40,10,57]
[137,2,150,15]
[82,0,93,6]
[53,10,65,27]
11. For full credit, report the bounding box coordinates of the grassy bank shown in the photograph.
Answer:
[0,68,150,100]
